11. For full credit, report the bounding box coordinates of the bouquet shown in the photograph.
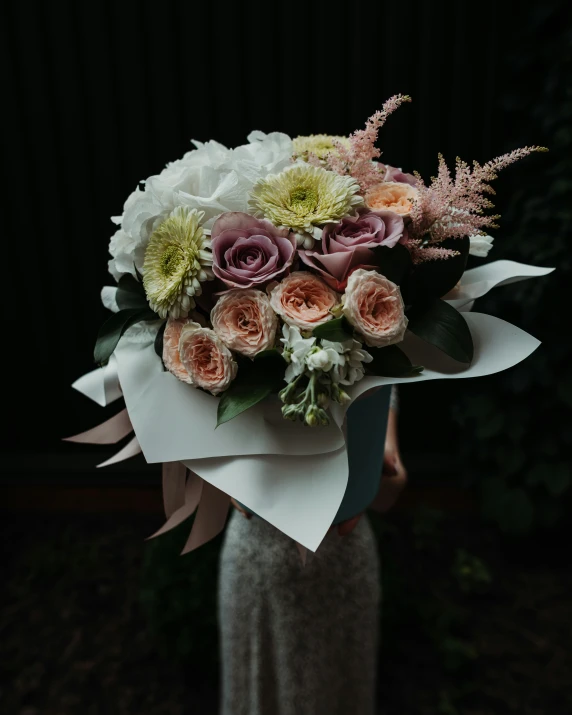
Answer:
[69,95,552,552]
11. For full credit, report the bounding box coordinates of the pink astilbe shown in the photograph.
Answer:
[410,147,548,245]
[400,234,460,264]
[326,94,412,192]
[410,246,461,265]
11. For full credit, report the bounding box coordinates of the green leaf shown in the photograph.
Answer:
[312,316,353,342]
[371,243,412,286]
[410,236,470,298]
[366,345,423,377]
[154,321,167,359]
[116,274,149,310]
[407,298,474,363]
[216,350,286,427]
[94,307,157,364]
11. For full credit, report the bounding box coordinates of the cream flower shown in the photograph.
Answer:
[365,181,419,217]
[249,165,363,248]
[292,134,351,162]
[142,206,213,319]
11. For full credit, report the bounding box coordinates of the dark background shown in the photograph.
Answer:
[2,1,571,714]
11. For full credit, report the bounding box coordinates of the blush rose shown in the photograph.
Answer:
[342,268,408,347]
[268,271,340,332]
[211,289,278,357]
[178,322,238,395]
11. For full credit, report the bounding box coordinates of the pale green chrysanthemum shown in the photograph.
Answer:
[142,206,213,319]
[249,165,364,246]
[292,134,351,162]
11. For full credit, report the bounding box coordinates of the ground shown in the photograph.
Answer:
[1,509,570,715]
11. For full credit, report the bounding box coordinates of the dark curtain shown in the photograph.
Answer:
[0,1,554,462]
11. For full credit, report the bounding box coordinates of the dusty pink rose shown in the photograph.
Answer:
[299,210,404,291]
[211,289,278,357]
[178,323,238,395]
[365,181,419,217]
[268,271,340,332]
[211,212,296,288]
[163,318,194,383]
[381,164,418,187]
[343,268,408,347]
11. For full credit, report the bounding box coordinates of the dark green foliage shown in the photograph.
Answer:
[216,349,286,426]
[371,243,412,286]
[312,316,354,342]
[367,345,424,378]
[452,6,572,533]
[407,299,474,363]
[93,307,158,364]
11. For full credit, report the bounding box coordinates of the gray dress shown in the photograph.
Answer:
[218,510,381,715]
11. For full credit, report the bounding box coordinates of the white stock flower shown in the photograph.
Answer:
[280,324,316,383]
[108,132,293,280]
[322,338,373,386]
[305,346,344,373]
[469,234,494,257]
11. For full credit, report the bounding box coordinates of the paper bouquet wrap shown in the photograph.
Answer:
[68,95,553,552]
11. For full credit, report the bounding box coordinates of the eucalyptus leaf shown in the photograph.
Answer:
[366,345,423,378]
[94,307,157,364]
[407,298,474,363]
[312,317,354,342]
[216,350,286,427]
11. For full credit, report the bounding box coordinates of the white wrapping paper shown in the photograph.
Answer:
[71,260,551,551]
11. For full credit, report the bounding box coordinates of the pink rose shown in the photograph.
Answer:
[299,210,404,291]
[211,289,278,357]
[211,212,296,288]
[179,323,238,395]
[163,318,193,383]
[381,164,418,187]
[343,268,408,347]
[268,271,340,332]
[365,182,419,217]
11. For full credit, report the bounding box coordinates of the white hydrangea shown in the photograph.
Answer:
[108,131,293,280]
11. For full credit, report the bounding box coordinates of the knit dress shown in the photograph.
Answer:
[218,512,380,715]
[217,387,397,715]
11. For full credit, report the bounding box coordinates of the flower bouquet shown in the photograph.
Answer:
[69,95,552,552]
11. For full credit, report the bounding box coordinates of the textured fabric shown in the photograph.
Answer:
[218,510,380,715]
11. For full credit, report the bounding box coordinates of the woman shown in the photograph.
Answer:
[218,387,406,715]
